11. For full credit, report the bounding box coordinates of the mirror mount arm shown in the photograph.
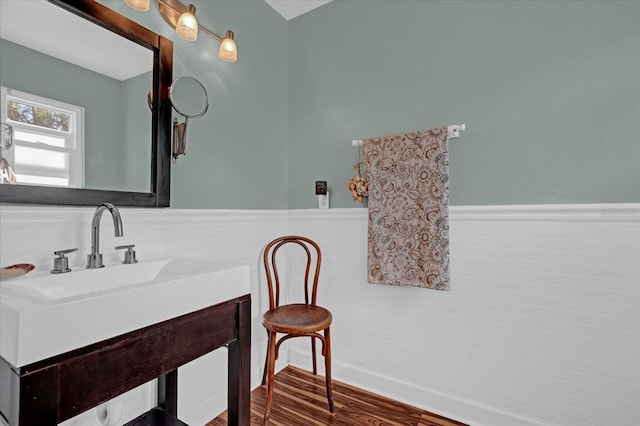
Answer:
[172,118,187,162]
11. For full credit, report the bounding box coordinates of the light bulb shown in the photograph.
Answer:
[176,5,198,41]
[218,31,237,62]
[124,0,150,11]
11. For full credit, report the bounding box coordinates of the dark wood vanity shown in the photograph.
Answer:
[0,294,251,426]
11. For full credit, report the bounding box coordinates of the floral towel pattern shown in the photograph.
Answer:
[363,127,450,290]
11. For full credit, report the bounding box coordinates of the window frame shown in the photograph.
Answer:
[1,86,85,188]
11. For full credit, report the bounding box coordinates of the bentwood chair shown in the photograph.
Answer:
[261,236,335,424]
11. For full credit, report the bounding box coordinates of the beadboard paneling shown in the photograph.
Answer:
[287,204,640,426]
[2,204,638,426]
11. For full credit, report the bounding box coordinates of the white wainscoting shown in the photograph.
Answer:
[287,204,640,426]
[1,204,638,426]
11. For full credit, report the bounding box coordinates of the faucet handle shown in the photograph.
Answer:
[115,244,138,264]
[51,248,78,274]
[55,248,78,256]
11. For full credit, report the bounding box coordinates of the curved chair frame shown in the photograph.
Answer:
[261,236,334,424]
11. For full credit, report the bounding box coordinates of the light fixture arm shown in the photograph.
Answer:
[200,25,226,43]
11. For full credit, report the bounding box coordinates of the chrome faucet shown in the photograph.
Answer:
[87,203,123,269]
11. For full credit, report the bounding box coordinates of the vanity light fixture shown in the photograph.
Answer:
[125,0,237,62]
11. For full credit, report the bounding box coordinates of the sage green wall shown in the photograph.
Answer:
[121,71,153,193]
[107,0,289,209]
[0,39,128,190]
[287,0,640,208]
[107,0,639,209]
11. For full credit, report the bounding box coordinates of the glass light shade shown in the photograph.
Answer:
[176,5,198,41]
[218,31,237,63]
[124,0,150,11]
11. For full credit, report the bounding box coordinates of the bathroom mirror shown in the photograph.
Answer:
[0,0,173,207]
[169,76,208,161]
[170,76,209,118]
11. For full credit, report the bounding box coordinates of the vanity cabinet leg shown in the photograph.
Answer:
[15,366,58,426]
[157,370,178,416]
[228,297,251,426]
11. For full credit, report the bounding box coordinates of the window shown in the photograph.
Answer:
[1,87,84,188]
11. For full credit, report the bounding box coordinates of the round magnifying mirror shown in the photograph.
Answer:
[169,76,209,118]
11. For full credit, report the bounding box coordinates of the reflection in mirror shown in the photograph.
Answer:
[0,0,173,207]
[0,0,153,192]
[168,76,208,162]
[0,122,16,184]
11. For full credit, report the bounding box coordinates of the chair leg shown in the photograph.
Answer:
[311,336,318,375]
[261,330,273,386]
[263,331,277,425]
[323,327,335,413]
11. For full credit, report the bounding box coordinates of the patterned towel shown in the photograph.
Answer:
[363,127,450,290]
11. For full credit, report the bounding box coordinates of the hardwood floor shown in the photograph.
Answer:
[207,366,467,426]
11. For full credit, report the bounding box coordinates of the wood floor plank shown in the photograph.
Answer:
[419,412,468,426]
[280,370,414,425]
[207,366,468,426]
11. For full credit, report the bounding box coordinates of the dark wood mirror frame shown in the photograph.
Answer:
[0,0,173,207]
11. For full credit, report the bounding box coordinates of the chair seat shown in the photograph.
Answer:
[263,303,332,335]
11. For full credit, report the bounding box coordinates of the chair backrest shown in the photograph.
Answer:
[263,235,322,310]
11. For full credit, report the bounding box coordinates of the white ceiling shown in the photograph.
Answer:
[264,0,333,20]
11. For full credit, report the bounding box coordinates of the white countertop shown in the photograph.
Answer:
[1,258,250,367]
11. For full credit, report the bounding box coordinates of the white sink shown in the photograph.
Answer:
[0,258,250,367]
[1,258,172,301]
